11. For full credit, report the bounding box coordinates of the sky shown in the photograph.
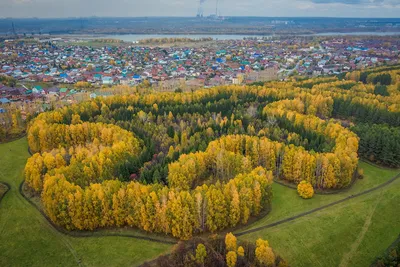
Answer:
[0,0,399,18]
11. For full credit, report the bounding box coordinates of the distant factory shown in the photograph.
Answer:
[196,0,224,20]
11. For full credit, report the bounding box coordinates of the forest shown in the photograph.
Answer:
[22,66,400,240]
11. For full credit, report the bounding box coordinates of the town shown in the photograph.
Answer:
[1,35,399,105]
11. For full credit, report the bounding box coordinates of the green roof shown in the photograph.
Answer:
[68,89,77,95]
[60,88,68,93]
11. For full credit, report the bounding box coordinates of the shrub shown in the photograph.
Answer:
[297,180,314,199]
[357,168,364,179]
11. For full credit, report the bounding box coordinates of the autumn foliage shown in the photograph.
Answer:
[297,181,315,199]
[25,104,273,239]
[24,68,400,239]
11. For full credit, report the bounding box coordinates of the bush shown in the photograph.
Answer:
[297,181,314,199]
[357,168,364,179]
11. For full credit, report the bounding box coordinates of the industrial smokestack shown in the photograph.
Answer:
[197,0,206,17]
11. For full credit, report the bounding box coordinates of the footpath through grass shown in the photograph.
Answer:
[240,161,398,231]
[0,138,171,267]
[237,162,400,267]
[0,183,8,199]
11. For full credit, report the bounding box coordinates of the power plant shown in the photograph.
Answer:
[196,0,205,17]
[196,0,223,19]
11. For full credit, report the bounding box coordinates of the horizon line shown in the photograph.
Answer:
[1,16,400,20]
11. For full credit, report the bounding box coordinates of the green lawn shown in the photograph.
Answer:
[237,162,400,267]
[0,138,172,267]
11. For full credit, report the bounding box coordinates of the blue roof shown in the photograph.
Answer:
[0,98,10,104]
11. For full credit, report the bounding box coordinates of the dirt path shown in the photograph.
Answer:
[338,191,382,267]
[0,182,11,235]
[235,172,400,237]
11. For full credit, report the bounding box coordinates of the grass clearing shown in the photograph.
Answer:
[239,161,398,231]
[237,162,400,267]
[0,138,172,267]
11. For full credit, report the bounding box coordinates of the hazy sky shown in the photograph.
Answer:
[0,0,399,18]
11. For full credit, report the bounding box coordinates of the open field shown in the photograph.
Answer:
[0,138,172,267]
[238,161,399,231]
[237,163,400,267]
[1,137,399,266]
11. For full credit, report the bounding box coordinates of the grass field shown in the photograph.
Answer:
[237,163,400,267]
[239,161,398,231]
[0,138,172,267]
[0,137,398,267]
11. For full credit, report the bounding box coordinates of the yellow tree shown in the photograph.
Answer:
[229,184,240,226]
[255,239,275,266]
[195,243,207,265]
[225,232,237,252]
[226,251,237,267]
[237,246,244,257]
[206,186,228,232]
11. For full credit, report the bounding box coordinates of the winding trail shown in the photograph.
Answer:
[0,182,11,235]
[2,138,399,249]
[338,191,382,267]
[13,163,400,243]
[235,172,400,237]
